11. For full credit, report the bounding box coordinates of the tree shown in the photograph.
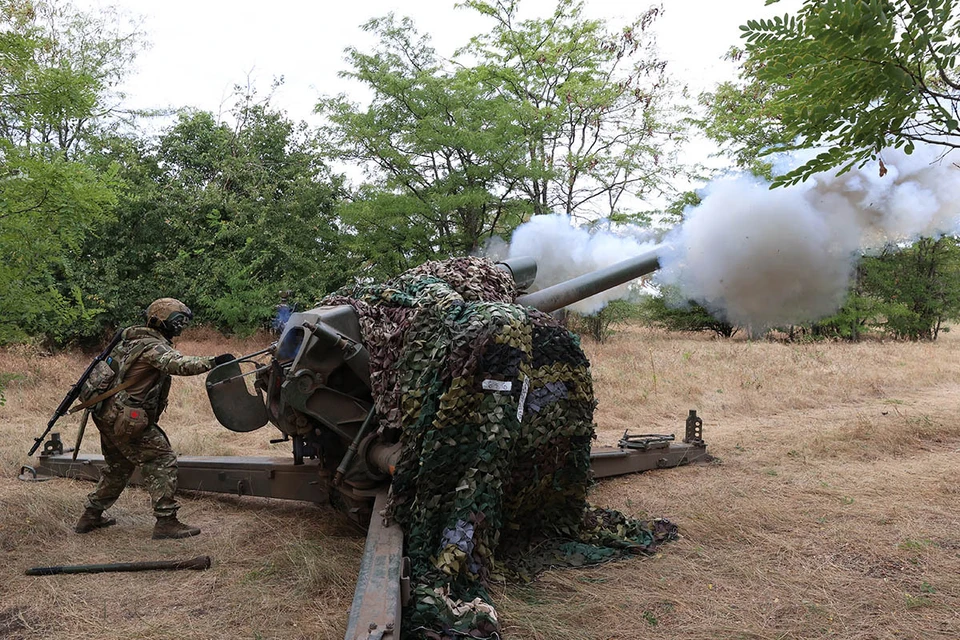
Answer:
[76,86,349,334]
[806,265,881,341]
[861,237,960,340]
[0,0,141,344]
[0,0,144,157]
[736,0,960,186]
[463,0,683,218]
[694,1,960,342]
[318,0,684,265]
[697,48,785,177]
[0,141,117,342]
[567,299,640,343]
[319,14,533,263]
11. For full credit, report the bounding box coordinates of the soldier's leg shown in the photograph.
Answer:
[77,423,130,533]
[127,424,180,517]
[85,427,136,512]
[131,425,201,539]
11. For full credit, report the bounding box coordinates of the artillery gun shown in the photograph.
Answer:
[29,245,709,639]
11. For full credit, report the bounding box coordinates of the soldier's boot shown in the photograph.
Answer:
[152,515,200,540]
[74,508,117,534]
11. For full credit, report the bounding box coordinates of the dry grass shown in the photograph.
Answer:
[2,325,959,639]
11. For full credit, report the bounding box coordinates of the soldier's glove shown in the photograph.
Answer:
[213,353,236,366]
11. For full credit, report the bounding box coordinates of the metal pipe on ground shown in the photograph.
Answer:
[26,555,212,576]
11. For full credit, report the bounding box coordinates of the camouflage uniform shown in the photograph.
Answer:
[85,326,215,518]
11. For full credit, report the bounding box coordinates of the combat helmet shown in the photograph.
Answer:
[145,298,194,337]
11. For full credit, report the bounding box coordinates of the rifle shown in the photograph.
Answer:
[28,330,124,457]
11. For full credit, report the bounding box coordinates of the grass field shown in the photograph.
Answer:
[1,324,958,639]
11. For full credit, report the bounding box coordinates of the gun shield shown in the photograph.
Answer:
[206,360,269,432]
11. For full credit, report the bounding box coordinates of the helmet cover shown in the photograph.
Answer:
[145,298,193,337]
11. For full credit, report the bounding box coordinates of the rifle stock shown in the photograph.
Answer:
[72,409,90,461]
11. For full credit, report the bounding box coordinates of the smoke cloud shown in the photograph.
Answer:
[489,215,659,314]
[491,144,960,327]
[489,144,959,326]
[658,144,960,329]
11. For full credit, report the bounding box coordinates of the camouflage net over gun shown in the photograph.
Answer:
[324,257,677,639]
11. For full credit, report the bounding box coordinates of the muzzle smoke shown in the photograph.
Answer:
[495,144,960,328]
[490,215,659,314]
[658,145,960,329]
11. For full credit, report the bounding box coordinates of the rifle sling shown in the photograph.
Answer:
[68,378,137,414]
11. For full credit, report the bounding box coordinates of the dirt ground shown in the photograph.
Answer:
[1,325,958,639]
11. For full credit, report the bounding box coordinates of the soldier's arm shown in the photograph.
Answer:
[140,342,216,376]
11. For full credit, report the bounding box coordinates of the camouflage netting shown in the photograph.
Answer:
[324,257,678,639]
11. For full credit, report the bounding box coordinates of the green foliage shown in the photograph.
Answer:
[463,0,685,215]
[0,141,119,344]
[736,0,960,185]
[662,189,702,224]
[319,0,685,265]
[75,86,350,334]
[319,14,531,261]
[0,0,144,155]
[567,299,640,343]
[806,293,882,341]
[773,239,960,342]
[0,0,143,345]
[637,288,739,338]
[785,264,882,341]
[859,237,960,340]
[697,48,782,177]
[2,4,350,343]
[697,1,960,344]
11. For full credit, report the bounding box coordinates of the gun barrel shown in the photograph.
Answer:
[516,244,662,313]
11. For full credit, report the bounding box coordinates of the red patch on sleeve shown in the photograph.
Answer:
[131,410,140,418]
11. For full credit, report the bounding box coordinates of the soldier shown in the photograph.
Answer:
[74,298,234,539]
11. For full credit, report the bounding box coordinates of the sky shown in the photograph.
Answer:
[76,0,798,126]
